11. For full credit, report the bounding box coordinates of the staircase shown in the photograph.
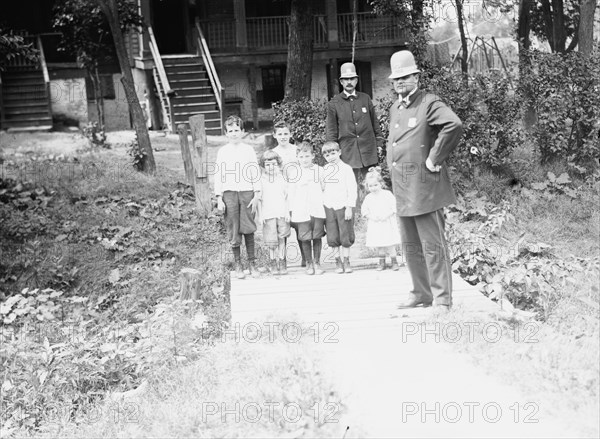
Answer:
[0,68,52,132]
[161,55,222,135]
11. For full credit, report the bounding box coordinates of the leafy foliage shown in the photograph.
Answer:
[82,121,108,148]
[447,192,599,320]
[519,50,600,168]
[0,27,39,71]
[272,98,328,164]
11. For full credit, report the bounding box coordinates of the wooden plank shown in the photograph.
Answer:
[231,260,499,327]
[177,124,195,187]
[189,114,212,217]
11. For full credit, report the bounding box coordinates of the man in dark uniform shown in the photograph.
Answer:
[326,62,385,183]
[386,51,463,312]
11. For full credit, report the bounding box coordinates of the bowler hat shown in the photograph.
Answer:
[388,51,421,79]
[339,62,358,79]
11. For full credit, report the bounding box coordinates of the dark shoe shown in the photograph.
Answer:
[301,259,307,268]
[390,257,399,271]
[376,257,386,271]
[335,257,344,274]
[343,257,353,274]
[234,262,245,280]
[432,304,451,314]
[314,262,324,275]
[279,259,288,275]
[305,262,315,275]
[397,297,433,309]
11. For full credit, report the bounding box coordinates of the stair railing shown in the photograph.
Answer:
[0,72,4,129]
[195,19,224,134]
[36,35,53,122]
[148,26,174,131]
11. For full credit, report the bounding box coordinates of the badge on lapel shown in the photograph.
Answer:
[361,107,367,113]
[408,117,417,128]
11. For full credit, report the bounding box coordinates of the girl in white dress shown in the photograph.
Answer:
[361,167,401,271]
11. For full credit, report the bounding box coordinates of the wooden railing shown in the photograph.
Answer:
[198,13,405,52]
[195,20,224,133]
[0,71,4,130]
[6,32,38,69]
[148,26,174,131]
[337,12,405,44]
[36,35,53,119]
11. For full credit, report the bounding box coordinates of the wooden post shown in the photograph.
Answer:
[326,0,339,49]
[177,124,195,187]
[189,115,212,217]
[248,65,259,130]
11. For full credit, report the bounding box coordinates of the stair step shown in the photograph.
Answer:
[3,85,49,96]
[172,102,218,110]
[165,65,206,74]
[171,94,217,104]
[4,107,50,116]
[4,101,49,109]
[166,71,208,80]
[2,77,45,86]
[3,117,53,128]
[6,125,53,132]
[2,71,44,80]
[171,86,213,96]
[161,56,202,66]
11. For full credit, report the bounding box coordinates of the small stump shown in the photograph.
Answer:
[179,268,202,301]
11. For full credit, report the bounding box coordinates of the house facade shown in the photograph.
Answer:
[0,0,408,133]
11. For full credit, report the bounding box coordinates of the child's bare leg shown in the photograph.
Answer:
[332,246,344,274]
[277,238,288,274]
[313,239,324,274]
[387,245,400,270]
[377,246,386,271]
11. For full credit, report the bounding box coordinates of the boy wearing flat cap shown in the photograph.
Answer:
[326,62,385,184]
[387,50,463,312]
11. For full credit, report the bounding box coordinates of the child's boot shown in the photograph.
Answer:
[314,261,324,275]
[306,262,315,275]
[234,261,245,279]
[390,257,399,271]
[377,257,386,271]
[343,257,353,274]
[335,257,344,274]
[268,258,277,275]
[249,260,260,278]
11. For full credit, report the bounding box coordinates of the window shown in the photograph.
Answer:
[260,65,286,108]
[86,74,116,101]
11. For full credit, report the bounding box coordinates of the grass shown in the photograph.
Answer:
[1,131,598,437]
[0,131,345,438]
[440,145,600,437]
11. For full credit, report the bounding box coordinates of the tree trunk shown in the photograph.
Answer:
[552,0,566,52]
[96,0,156,174]
[284,0,314,101]
[578,0,598,56]
[455,0,469,86]
[518,0,536,129]
[91,65,105,129]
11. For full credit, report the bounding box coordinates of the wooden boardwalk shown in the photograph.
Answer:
[230,258,499,329]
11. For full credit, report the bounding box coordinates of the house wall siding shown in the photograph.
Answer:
[50,78,88,126]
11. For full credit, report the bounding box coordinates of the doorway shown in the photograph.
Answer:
[151,0,188,54]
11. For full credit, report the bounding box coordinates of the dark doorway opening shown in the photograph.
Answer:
[151,0,187,54]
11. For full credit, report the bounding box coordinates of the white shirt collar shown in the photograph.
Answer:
[344,91,357,98]
[400,88,418,106]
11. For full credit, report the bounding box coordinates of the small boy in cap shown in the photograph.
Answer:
[386,50,463,312]
[325,62,385,184]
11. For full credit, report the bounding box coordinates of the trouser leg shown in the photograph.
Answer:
[413,209,452,306]
[398,215,433,303]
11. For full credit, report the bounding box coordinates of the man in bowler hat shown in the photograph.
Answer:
[326,62,385,183]
[387,50,463,312]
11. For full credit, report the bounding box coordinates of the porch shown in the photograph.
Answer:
[197,12,407,54]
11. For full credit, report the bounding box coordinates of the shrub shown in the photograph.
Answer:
[272,98,328,164]
[519,50,600,169]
